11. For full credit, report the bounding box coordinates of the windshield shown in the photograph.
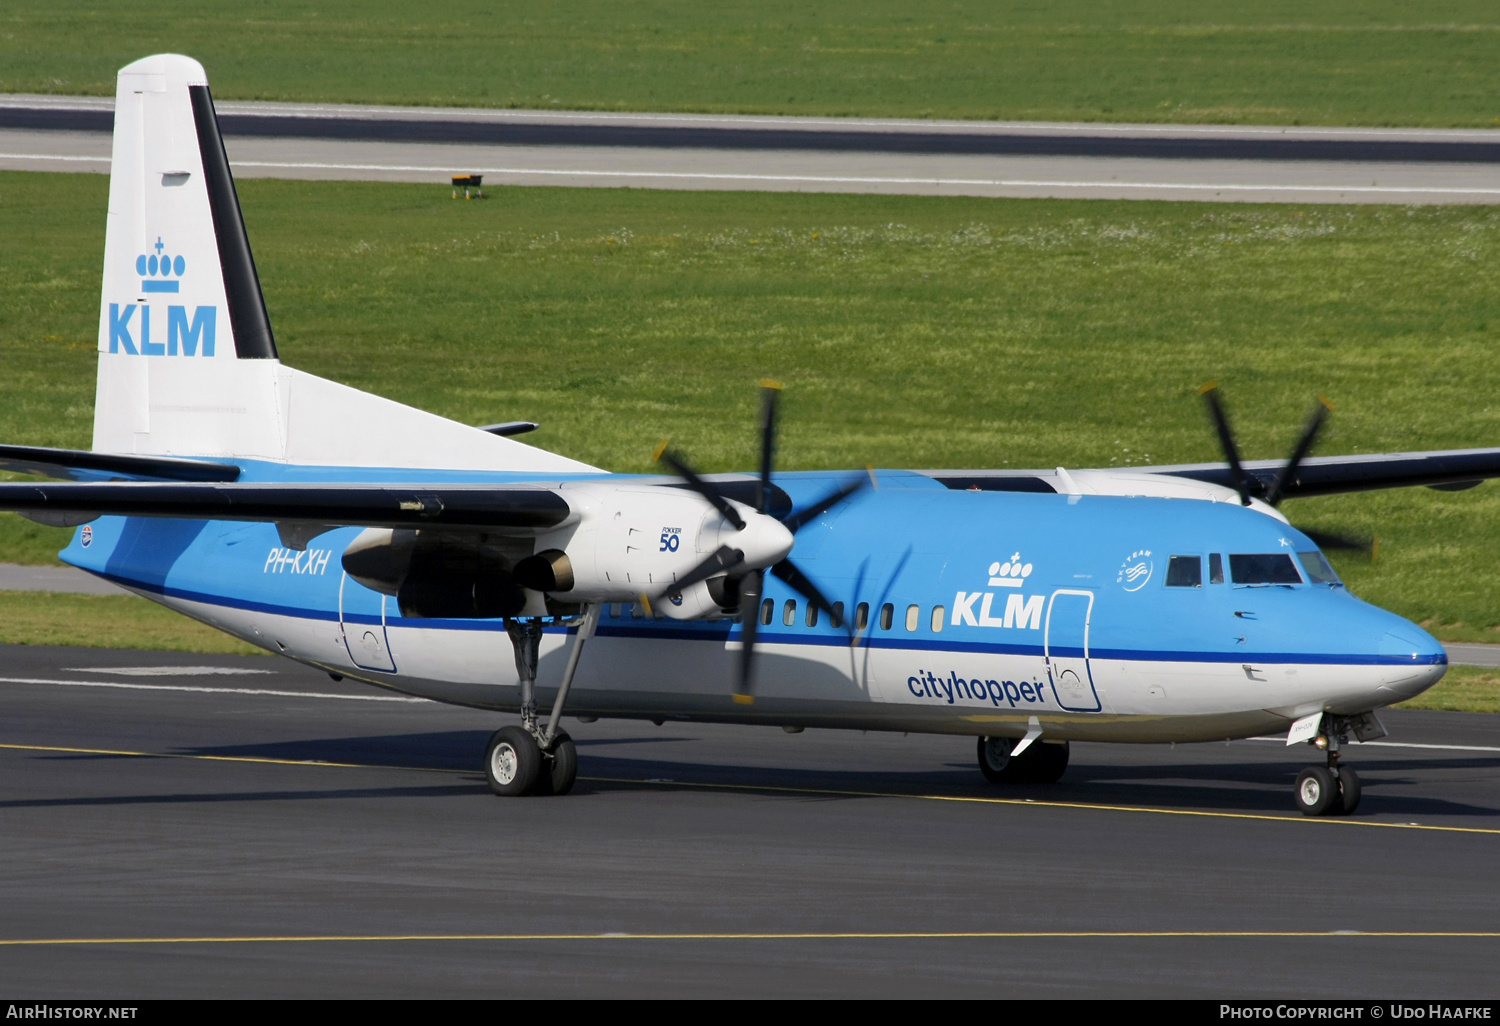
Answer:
[1298,550,1342,586]
[1229,553,1303,586]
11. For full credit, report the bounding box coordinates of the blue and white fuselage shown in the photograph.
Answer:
[61,463,1446,745]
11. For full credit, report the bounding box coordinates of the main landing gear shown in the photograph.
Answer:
[485,606,599,797]
[977,735,1069,784]
[1294,715,1365,817]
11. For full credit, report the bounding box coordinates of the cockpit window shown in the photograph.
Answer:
[1298,550,1342,586]
[1165,555,1202,587]
[1229,553,1303,586]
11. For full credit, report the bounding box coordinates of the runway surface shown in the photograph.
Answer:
[1,643,1498,997]
[3,95,1497,204]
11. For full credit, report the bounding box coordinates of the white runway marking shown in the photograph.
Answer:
[70,666,274,677]
[1250,737,1500,754]
[180,160,1500,197]
[0,676,427,703]
[3,152,1499,199]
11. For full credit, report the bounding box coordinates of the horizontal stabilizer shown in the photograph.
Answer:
[0,444,239,482]
[0,482,571,532]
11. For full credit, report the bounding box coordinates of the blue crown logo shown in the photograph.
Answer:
[135,236,185,294]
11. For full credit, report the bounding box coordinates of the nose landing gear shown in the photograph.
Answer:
[1293,715,1369,816]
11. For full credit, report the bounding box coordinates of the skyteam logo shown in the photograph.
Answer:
[109,235,217,357]
[1116,549,1153,592]
[952,555,1043,630]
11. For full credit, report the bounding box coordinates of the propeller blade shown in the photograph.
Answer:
[757,381,780,515]
[1298,527,1375,556]
[658,544,746,599]
[655,444,747,531]
[781,477,868,535]
[1199,382,1256,506]
[1265,397,1332,507]
[770,559,844,630]
[735,568,763,699]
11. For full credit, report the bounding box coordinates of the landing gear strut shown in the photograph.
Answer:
[484,606,598,797]
[1294,715,1363,817]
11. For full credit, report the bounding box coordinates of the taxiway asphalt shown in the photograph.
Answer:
[1,95,1496,204]
[0,643,1498,997]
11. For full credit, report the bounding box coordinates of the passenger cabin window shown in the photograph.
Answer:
[831,602,845,629]
[879,603,894,630]
[905,605,920,631]
[631,603,644,619]
[1208,553,1224,584]
[760,598,774,625]
[806,603,819,628]
[783,600,797,626]
[1229,553,1303,586]
[1166,555,1203,588]
[930,606,945,632]
[855,603,870,631]
[1298,550,1342,586]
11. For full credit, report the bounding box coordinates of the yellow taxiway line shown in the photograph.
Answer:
[4,740,1499,837]
[0,931,1498,947]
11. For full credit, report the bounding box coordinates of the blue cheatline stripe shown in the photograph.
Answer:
[95,570,1445,669]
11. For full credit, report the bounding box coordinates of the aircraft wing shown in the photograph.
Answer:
[1142,448,1500,498]
[0,481,571,531]
[923,447,1500,498]
[0,444,240,482]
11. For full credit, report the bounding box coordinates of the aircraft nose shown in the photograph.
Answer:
[1373,620,1448,702]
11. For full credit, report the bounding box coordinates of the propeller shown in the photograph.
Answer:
[1198,383,1374,556]
[656,381,869,700]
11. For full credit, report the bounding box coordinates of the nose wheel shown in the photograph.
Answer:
[1295,763,1360,816]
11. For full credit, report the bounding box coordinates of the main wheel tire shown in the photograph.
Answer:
[1334,765,1362,816]
[547,732,578,796]
[1295,765,1339,816]
[1023,741,1070,783]
[978,736,1017,783]
[485,725,541,797]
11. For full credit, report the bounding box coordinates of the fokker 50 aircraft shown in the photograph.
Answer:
[3,55,1494,815]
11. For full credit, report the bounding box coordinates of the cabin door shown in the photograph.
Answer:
[339,572,397,672]
[1045,589,1099,712]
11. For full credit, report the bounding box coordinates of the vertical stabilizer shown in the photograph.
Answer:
[93,55,597,475]
[94,54,284,459]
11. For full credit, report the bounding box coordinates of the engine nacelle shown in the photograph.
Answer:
[657,579,725,620]
[515,483,792,606]
[342,527,539,619]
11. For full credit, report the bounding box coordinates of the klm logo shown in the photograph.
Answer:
[951,554,1043,630]
[109,236,216,357]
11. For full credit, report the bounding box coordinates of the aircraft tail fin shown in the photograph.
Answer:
[94,54,593,474]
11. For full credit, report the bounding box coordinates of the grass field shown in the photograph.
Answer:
[2,1,1498,127]
[0,591,261,655]
[3,171,1500,647]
